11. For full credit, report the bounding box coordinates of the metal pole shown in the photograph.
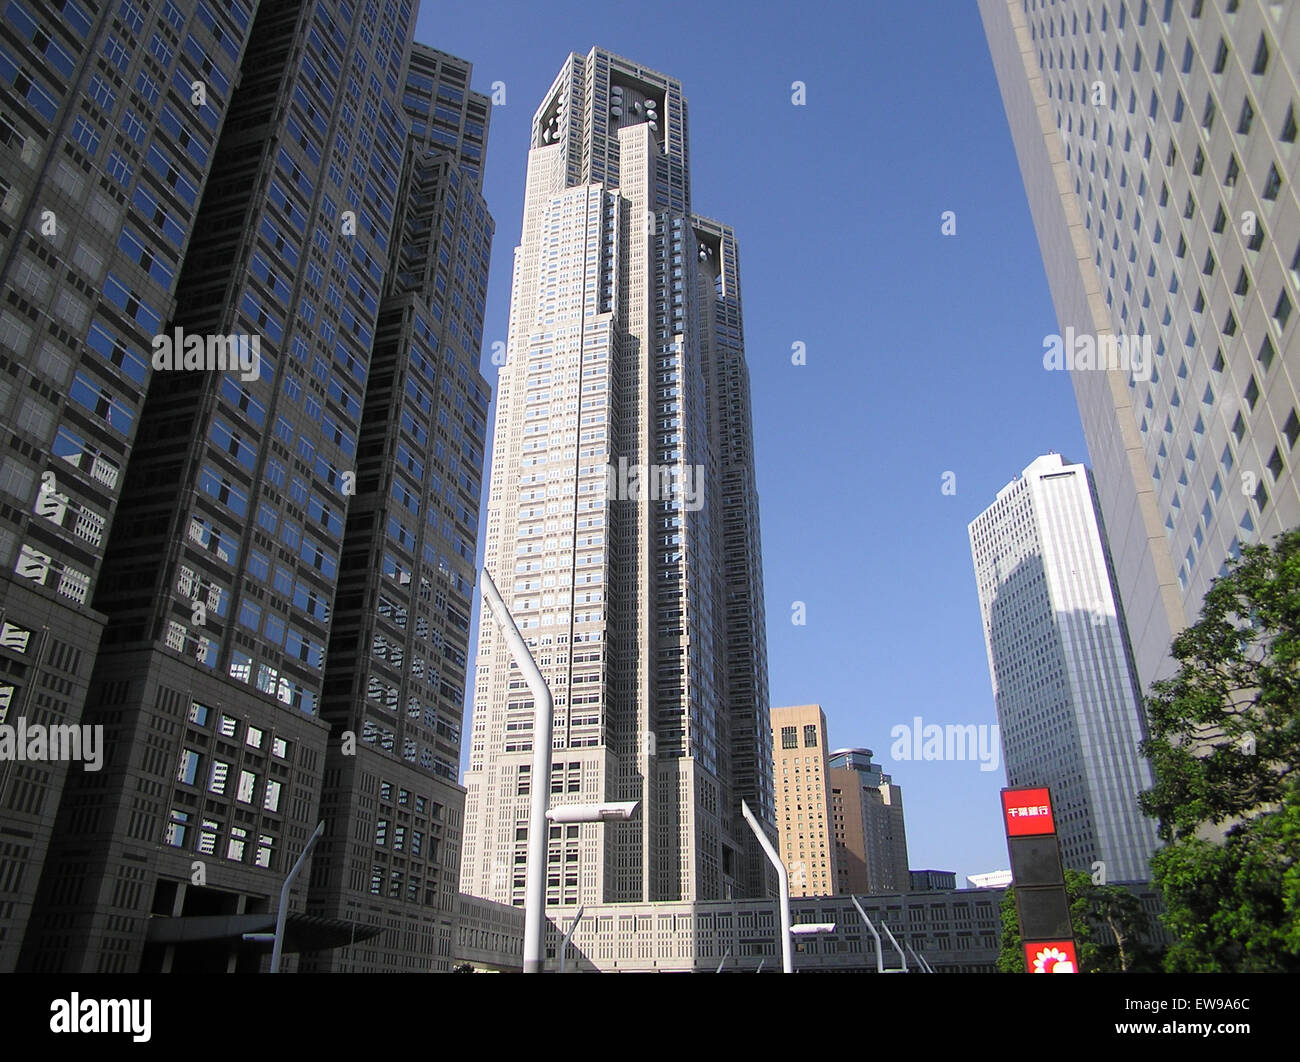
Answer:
[480,567,553,974]
[880,920,909,973]
[906,944,930,972]
[270,819,324,973]
[715,946,731,973]
[559,906,584,973]
[850,895,885,974]
[755,958,765,973]
[741,799,791,974]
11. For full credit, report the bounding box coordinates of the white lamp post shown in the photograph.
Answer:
[544,802,638,971]
[790,922,836,936]
[545,802,639,823]
[479,567,552,974]
[269,819,324,973]
[850,895,887,973]
[907,943,935,973]
[559,906,585,973]
[740,799,791,973]
[880,919,909,973]
[480,568,641,972]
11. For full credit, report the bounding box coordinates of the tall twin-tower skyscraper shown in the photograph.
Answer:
[460,48,774,907]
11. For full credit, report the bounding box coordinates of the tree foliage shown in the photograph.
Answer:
[997,869,1156,972]
[1139,529,1300,971]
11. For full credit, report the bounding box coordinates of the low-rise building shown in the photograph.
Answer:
[545,889,1005,973]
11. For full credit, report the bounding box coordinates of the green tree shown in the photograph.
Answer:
[997,868,1154,972]
[1139,529,1300,972]
[1089,884,1151,972]
[996,885,1024,973]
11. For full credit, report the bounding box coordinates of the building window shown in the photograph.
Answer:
[255,835,274,869]
[1262,164,1282,201]
[1284,411,1299,450]
[803,725,818,748]
[1268,448,1284,481]
[781,726,798,749]
[227,827,247,862]
[1251,33,1268,76]
[165,809,189,848]
[176,749,200,786]
[237,770,256,804]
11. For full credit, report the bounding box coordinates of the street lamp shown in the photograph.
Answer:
[479,567,552,974]
[545,801,639,823]
[544,801,638,972]
[849,895,910,973]
[559,906,585,974]
[790,922,836,936]
[849,895,888,973]
[270,819,325,973]
[740,799,792,973]
[907,943,935,973]
[879,919,909,973]
[790,922,836,967]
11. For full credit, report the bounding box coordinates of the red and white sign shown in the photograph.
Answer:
[1025,940,1078,973]
[1002,787,1055,835]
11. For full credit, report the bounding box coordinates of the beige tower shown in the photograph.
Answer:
[772,705,840,897]
[460,48,773,912]
[829,748,910,895]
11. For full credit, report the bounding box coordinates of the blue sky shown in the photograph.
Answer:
[422,0,1090,884]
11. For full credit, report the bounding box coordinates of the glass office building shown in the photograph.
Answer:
[970,454,1160,882]
[0,0,256,973]
[3,2,494,973]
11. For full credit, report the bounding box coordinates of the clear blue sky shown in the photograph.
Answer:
[422,0,1090,885]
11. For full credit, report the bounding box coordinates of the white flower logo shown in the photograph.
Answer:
[1032,946,1075,973]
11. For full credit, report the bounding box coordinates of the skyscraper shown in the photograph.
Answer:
[0,0,257,973]
[771,705,839,898]
[303,43,494,974]
[828,747,910,895]
[978,1,1300,690]
[461,47,773,909]
[7,2,493,974]
[969,453,1160,882]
